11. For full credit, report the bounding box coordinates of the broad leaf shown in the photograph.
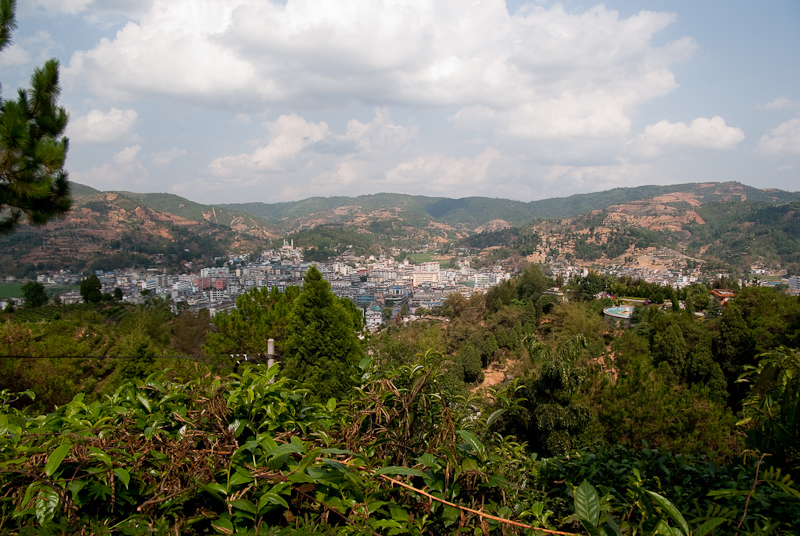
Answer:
[113,467,130,489]
[574,480,600,527]
[644,490,689,536]
[375,466,426,477]
[35,486,59,525]
[44,442,71,477]
[694,517,727,536]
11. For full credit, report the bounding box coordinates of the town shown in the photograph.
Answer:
[8,237,798,333]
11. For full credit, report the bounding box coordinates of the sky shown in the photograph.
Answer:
[2,0,799,205]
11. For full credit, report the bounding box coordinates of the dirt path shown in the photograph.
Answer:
[471,362,514,393]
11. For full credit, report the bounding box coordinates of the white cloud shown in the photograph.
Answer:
[113,144,142,164]
[758,118,800,156]
[65,0,695,143]
[208,114,330,176]
[0,31,57,70]
[233,113,251,124]
[341,108,417,153]
[628,116,745,158]
[758,96,799,111]
[68,108,138,143]
[152,147,187,165]
[384,148,502,193]
[176,109,421,200]
[66,2,257,103]
[71,145,149,190]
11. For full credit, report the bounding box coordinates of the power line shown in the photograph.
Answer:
[0,354,280,371]
[0,354,276,359]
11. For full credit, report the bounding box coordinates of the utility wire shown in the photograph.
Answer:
[0,354,278,360]
[0,354,282,374]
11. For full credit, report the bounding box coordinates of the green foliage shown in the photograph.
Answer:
[0,302,226,412]
[2,347,800,535]
[20,281,47,308]
[490,336,601,457]
[542,447,800,536]
[205,286,299,357]
[738,347,800,474]
[685,332,728,401]
[281,266,365,402]
[611,329,651,375]
[585,362,743,459]
[545,301,606,348]
[79,274,102,303]
[0,0,71,234]
[578,272,605,300]
[652,323,688,377]
[457,342,483,384]
[0,359,533,535]
[687,201,800,272]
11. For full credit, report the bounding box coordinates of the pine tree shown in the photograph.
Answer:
[653,323,687,375]
[205,286,299,356]
[0,0,71,234]
[458,342,483,384]
[685,332,728,401]
[282,266,365,402]
[481,333,498,367]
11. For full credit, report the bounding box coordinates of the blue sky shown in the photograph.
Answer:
[2,0,798,204]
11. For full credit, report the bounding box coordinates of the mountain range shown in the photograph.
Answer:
[1,181,797,277]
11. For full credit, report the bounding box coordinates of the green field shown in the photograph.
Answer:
[0,283,79,300]
[0,283,23,299]
[46,284,80,296]
[406,253,433,264]
[406,254,453,269]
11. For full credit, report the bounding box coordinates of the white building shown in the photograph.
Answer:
[789,275,800,290]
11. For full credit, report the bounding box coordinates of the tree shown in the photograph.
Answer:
[205,286,299,357]
[578,272,604,301]
[516,263,550,302]
[547,301,605,347]
[652,323,687,378]
[172,309,211,357]
[282,266,365,402]
[739,347,800,473]
[494,336,599,456]
[79,274,102,303]
[715,306,755,405]
[481,332,499,366]
[457,342,483,384]
[0,0,71,234]
[685,332,727,401]
[21,281,47,308]
[113,287,123,301]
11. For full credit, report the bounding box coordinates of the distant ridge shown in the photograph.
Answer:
[219,181,800,231]
[2,180,798,276]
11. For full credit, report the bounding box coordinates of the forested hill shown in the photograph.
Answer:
[220,181,800,231]
[3,180,797,276]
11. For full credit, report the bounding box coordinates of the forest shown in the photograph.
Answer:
[1,266,799,535]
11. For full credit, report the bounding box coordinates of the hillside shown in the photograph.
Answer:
[2,181,798,276]
[0,189,281,277]
[222,181,800,232]
[469,188,800,274]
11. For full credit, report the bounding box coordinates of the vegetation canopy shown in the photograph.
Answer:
[0,0,71,234]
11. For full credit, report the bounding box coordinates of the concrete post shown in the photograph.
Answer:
[267,338,275,366]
